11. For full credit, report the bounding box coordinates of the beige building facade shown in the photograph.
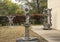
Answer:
[48,0,60,30]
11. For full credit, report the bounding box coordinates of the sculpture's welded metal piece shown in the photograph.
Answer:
[43,8,52,30]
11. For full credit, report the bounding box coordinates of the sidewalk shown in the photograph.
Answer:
[31,25,60,42]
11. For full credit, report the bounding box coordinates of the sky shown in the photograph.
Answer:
[11,0,17,3]
[11,0,31,9]
[11,0,32,3]
[11,0,32,6]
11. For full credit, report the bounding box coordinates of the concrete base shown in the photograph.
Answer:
[16,37,39,42]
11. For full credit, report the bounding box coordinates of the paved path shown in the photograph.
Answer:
[31,25,60,42]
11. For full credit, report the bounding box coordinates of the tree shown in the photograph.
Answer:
[26,0,47,14]
[0,0,24,16]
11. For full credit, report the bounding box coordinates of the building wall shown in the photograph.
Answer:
[48,0,60,30]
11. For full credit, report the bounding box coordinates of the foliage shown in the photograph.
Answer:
[0,0,24,16]
[14,0,47,14]
[40,0,47,13]
[28,0,47,14]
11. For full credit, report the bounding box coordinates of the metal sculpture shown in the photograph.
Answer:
[7,15,15,26]
[43,8,52,30]
[16,0,39,42]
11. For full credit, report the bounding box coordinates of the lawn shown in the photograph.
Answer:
[0,26,39,42]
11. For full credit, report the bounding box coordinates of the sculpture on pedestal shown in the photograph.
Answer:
[43,8,52,30]
[7,15,15,26]
[16,0,39,42]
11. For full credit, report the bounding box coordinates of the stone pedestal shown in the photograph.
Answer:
[16,37,39,42]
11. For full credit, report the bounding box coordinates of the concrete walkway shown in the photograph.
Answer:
[31,25,60,42]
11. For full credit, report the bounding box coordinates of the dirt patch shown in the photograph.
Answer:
[0,26,39,42]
